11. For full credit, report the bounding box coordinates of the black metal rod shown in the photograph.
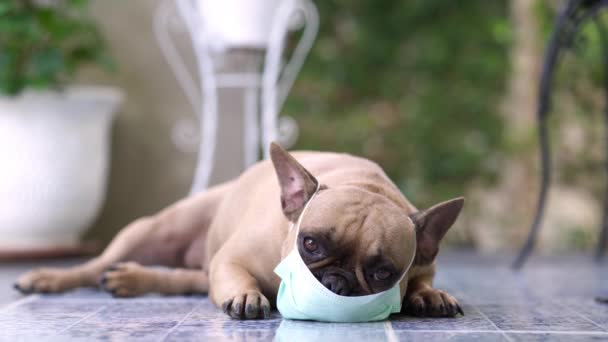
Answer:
[513,0,608,268]
[512,1,575,269]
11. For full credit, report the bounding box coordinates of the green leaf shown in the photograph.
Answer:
[0,0,112,95]
[27,48,65,78]
[66,0,89,10]
[0,3,10,15]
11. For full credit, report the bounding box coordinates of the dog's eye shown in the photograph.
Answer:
[303,237,318,252]
[374,268,392,281]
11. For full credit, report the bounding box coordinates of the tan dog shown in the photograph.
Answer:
[15,143,464,319]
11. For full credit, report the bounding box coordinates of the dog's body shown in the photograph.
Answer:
[16,145,463,319]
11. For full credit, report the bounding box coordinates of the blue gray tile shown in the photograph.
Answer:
[394,331,508,342]
[84,300,198,324]
[1,300,102,317]
[559,298,608,330]
[507,332,608,341]
[391,305,497,331]
[1,252,607,341]
[273,320,390,342]
[479,302,605,332]
[56,321,175,341]
[167,323,280,342]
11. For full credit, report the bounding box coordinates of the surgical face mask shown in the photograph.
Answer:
[274,185,416,322]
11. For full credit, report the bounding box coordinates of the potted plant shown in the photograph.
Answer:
[0,0,122,257]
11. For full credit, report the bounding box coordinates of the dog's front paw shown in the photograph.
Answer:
[404,288,463,317]
[99,262,154,297]
[221,290,271,320]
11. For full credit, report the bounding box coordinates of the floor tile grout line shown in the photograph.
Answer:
[471,305,514,342]
[504,330,608,335]
[0,294,40,313]
[55,306,107,335]
[158,301,204,342]
[550,300,607,332]
[387,329,608,335]
[25,298,201,303]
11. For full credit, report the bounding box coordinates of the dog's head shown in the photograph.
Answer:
[271,143,464,296]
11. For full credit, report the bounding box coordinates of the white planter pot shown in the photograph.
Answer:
[197,0,297,49]
[0,86,123,250]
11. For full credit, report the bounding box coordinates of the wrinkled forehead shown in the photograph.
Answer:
[301,188,413,229]
[298,189,416,270]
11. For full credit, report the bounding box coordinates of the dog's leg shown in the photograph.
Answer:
[15,183,231,294]
[403,198,465,317]
[403,273,463,317]
[99,262,208,297]
[14,216,162,294]
[209,258,271,320]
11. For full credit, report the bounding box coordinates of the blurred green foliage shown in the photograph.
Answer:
[0,0,112,96]
[287,0,511,205]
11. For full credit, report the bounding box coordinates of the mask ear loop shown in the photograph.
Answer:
[290,182,322,248]
[395,216,417,283]
[289,183,321,272]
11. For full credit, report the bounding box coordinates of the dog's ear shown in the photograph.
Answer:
[270,142,319,222]
[410,197,464,265]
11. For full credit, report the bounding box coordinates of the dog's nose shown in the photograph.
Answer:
[321,273,352,296]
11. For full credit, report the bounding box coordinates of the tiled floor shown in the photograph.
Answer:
[1,253,607,341]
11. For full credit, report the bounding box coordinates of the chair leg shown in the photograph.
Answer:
[513,0,583,269]
[514,0,608,267]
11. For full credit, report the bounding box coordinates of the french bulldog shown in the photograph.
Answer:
[15,143,464,319]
